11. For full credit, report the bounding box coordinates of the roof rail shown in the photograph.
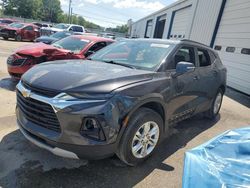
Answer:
[180,39,210,47]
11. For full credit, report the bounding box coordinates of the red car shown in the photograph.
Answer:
[0,22,39,41]
[0,18,17,29]
[7,35,114,79]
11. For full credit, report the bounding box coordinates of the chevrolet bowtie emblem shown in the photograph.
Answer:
[21,88,31,98]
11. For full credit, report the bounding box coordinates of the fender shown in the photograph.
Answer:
[116,94,169,144]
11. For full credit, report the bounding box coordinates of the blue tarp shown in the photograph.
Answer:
[183,127,250,188]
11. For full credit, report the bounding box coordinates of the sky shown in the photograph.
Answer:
[59,0,177,27]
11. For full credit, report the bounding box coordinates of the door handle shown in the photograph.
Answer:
[193,75,199,80]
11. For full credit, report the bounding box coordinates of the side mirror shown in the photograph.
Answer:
[172,61,195,78]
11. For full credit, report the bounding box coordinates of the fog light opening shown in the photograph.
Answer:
[81,118,105,141]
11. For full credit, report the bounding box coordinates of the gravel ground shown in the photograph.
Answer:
[0,38,249,188]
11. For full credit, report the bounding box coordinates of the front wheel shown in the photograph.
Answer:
[205,89,224,119]
[117,108,163,166]
[3,36,8,40]
[15,34,22,42]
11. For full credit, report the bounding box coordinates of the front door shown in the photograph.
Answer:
[22,26,35,40]
[166,46,200,124]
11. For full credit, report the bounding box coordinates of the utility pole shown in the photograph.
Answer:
[68,0,72,23]
[70,7,73,24]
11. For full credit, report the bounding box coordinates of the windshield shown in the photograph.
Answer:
[54,23,69,29]
[8,23,24,28]
[90,40,174,70]
[51,31,71,39]
[52,36,89,53]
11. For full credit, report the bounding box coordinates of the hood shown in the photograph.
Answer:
[1,26,19,31]
[15,43,69,57]
[48,27,64,32]
[22,60,154,94]
[35,36,57,44]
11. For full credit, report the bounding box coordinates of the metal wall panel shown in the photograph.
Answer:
[189,0,222,45]
[214,0,250,95]
[130,0,193,38]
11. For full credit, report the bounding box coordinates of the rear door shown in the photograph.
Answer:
[195,47,219,111]
[166,46,200,124]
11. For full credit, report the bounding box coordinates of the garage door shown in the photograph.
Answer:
[169,6,192,39]
[214,0,250,95]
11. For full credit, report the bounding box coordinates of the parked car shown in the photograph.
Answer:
[0,22,39,41]
[7,35,114,79]
[32,22,52,29]
[40,23,85,36]
[34,31,82,44]
[16,39,227,166]
[101,32,115,39]
[0,18,17,29]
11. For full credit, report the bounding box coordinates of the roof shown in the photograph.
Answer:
[121,38,181,45]
[112,38,211,48]
[71,35,115,42]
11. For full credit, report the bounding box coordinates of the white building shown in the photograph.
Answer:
[130,0,250,95]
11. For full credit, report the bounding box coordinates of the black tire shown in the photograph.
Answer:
[3,36,8,40]
[205,88,224,119]
[116,107,163,166]
[15,34,22,42]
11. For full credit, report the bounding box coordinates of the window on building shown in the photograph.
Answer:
[226,47,235,53]
[198,49,211,67]
[241,48,250,55]
[214,45,222,51]
[144,19,153,38]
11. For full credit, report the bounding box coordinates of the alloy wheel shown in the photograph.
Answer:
[213,92,222,114]
[131,121,160,158]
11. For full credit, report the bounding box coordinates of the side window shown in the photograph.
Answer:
[69,26,75,31]
[75,26,83,32]
[174,46,195,67]
[24,26,33,31]
[89,42,106,52]
[70,26,83,32]
[209,51,216,63]
[85,42,107,57]
[197,49,211,67]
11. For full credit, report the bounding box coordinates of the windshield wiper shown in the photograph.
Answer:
[102,60,135,69]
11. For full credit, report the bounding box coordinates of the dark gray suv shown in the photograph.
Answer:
[16,39,227,166]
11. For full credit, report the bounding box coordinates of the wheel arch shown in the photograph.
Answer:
[119,98,168,136]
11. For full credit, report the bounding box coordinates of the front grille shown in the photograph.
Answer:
[17,90,61,132]
[7,56,26,66]
[22,81,59,98]
[9,72,22,78]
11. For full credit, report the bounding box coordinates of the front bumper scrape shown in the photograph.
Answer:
[17,120,79,159]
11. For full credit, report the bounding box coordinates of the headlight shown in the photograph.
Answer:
[56,93,110,101]
[67,92,113,100]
